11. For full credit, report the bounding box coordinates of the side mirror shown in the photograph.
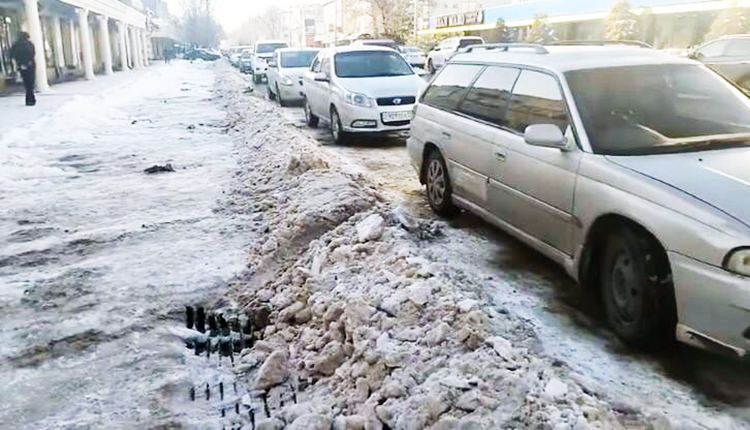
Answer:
[524,124,568,150]
[268,60,277,67]
[314,72,329,82]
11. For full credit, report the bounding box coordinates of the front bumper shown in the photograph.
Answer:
[670,251,750,358]
[338,103,414,133]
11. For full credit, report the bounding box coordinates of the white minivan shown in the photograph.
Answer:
[302,46,427,144]
[252,40,289,83]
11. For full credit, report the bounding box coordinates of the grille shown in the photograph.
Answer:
[376,96,416,106]
[382,120,411,127]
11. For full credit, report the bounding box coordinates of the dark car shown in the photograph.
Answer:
[185,48,221,61]
[689,34,750,88]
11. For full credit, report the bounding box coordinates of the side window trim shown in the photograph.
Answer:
[419,63,486,112]
[456,65,522,128]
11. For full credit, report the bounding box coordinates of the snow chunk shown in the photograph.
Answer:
[407,281,431,306]
[487,336,514,361]
[356,214,385,242]
[457,298,478,313]
[544,378,568,401]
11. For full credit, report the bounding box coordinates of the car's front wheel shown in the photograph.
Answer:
[601,225,675,348]
[425,150,457,216]
[304,98,319,128]
[330,107,349,145]
[267,83,276,101]
[427,59,435,75]
[276,85,287,107]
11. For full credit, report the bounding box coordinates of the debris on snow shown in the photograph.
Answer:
[143,163,174,174]
[356,213,385,242]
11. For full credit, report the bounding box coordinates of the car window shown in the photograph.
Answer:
[421,64,484,111]
[458,66,520,127]
[459,39,483,48]
[311,54,322,72]
[281,51,318,68]
[697,40,729,58]
[724,39,750,56]
[334,51,413,78]
[321,55,332,78]
[507,70,569,134]
[256,43,288,54]
[566,64,750,155]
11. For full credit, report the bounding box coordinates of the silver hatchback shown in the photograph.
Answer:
[408,44,750,358]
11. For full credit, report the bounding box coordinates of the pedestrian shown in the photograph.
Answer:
[9,32,36,106]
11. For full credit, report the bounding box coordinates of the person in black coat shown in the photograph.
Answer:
[10,32,36,106]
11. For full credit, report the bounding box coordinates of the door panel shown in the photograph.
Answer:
[493,70,580,255]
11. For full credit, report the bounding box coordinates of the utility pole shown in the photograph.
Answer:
[334,0,339,46]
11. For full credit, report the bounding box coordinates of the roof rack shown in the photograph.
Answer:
[464,43,549,54]
[547,40,653,48]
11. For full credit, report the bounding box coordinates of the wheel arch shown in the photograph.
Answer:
[420,142,444,184]
[578,213,671,292]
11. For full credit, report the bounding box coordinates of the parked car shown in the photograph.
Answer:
[230,45,252,67]
[408,43,750,358]
[398,45,427,68]
[302,46,427,144]
[252,40,290,83]
[351,39,398,50]
[239,50,254,74]
[689,34,750,88]
[185,48,221,61]
[426,36,484,74]
[267,48,320,106]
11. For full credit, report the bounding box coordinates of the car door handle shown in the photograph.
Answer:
[494,151,507,162]
[442,131,452,139]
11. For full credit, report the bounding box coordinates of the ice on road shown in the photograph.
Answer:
[0,62,251,428]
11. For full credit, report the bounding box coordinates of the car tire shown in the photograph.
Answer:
[304,98,319,128]
[267,84,276,101]
[276,85,287,107]
[425,150,458,217]
[427,59,435,75]
[330,106,349,145]
[601,225,676,349]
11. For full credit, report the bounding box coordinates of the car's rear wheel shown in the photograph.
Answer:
[304,98,318,128]
[425,150,457,216]
[601,225,675,348]
[330,107,349,145]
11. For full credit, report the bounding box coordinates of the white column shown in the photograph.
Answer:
[136,29,144,67]
[117,21,128,71]
[140,30,149,66]
[68,19,79,67]
[129,26,141,69]
[77,8,95,80]
[96,15,113,75]
[22,0,49,92]
[52,16,65,69]
[124,24,132,68]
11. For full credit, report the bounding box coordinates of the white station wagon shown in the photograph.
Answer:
[408,43,750,358]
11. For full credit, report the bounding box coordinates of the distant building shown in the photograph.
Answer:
[421,0,750,49]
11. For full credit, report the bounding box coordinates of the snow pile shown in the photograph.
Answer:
[214,63,666,429]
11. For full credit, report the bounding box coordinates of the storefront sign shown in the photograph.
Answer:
[436,10,484,28]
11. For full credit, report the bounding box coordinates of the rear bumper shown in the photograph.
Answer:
[670,252,750,358]
[277,82,304,102]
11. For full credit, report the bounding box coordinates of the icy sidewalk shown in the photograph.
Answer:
[0,66,158,133]
[0,61,253,428]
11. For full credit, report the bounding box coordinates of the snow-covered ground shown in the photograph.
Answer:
[0,62,254,428]
[1,60,749,430]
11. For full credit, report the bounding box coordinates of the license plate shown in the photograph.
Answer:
[382,110,413,123]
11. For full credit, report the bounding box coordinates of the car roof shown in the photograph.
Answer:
[452,45,697,72]
[325,45,397,54]
[276,47,320,53]
[718,34,750,39]
[255,40,288,45]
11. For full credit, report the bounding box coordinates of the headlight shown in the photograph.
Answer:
[344,90,372,107]
[725,248,750,276]
[279,75,294,86]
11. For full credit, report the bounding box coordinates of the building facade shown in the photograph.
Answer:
[420,0,750,49]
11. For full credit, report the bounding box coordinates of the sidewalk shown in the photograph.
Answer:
[0,65,160,134]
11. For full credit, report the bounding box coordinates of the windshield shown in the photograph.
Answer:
[280,51,318,68]
[566,64,750,155]
[241,51,253,58]
[256,43,288,54]
[335,51,414,78]
[459,39,483,48]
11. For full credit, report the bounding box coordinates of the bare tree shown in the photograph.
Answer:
[178,0,223,47]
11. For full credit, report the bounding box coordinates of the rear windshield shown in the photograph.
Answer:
[566,64,750,155]
[459,39,483,48]
[280,51,318,68]
[256,43,288,54]
[335,51,413,78]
